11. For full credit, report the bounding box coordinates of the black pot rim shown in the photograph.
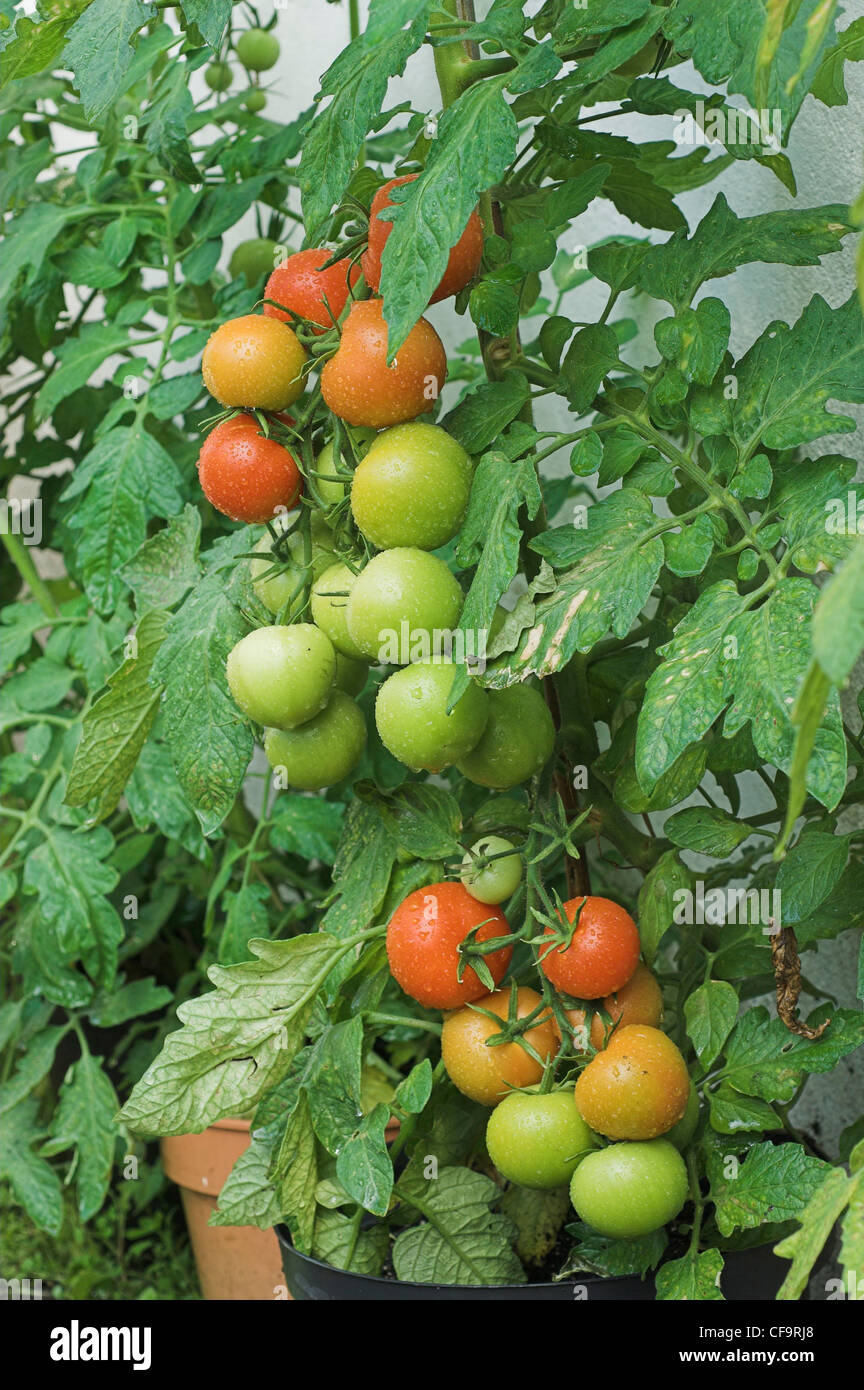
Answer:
[276,1223,647,1291]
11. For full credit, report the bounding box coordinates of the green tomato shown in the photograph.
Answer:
[226,623,335,729]
[315,430,378,506]
[460,835,522,904]
[334,651,368,697]
[346,548,464,663]
[664,1081,700,1150]
[229,237,278,286]
[243,88,267,113]
[350,422,472,550]
[250,517,334,616]
[205,61,232,92]
[487,1091,598,1190]
[236,27,280,72]
[375,659,488,772]
[569,1139,688,1239]
[264,691,366,789]
[457,684,555,789]
[310,562,367,660]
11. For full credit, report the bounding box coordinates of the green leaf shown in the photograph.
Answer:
[722,1007,864,1103]
[655,298,730,385]
[35,323,132,423]
[336,1104,394,1216]
[561,1222,666,1279]
[685,981,739,1069]
[0,203,77,318]
[775,831,850,925]
[299,22,426,233]
[810,17,864,106]
[321,800,397,938]
[636,195,848,309]
[312,1208,388,1275]
[560,324,620,414]
[812,539,864,686]
[394,1059,433,1115]
[125,739,207,860]
[0,4,90,84]
[375,784,463,859]
[692,293,864,455]
[636,849,690,963]
[89,978,173,1028]
[151,538,254,835]
[179,0,231,49]
[302,1018,364,1157]
[210,1125,282,1230]
[663,514,716,579]
[708,1141,831,1237]
[775,1166,857,1298]
[469,277,520,336]
[23,828,123,989]
[664,806,751,858]
[393,1167,524,1286]
[0,1098,63,1236]
[655,1248,724,1301]
[269,796,345,865]
[65,609,167,821]
[45,1054,118,1221]
[709,1087,778,1135]
[62,0,155,122]
[119,934,346,1135]
[442,376,530,453]
[272,1092,318,1254]
[118,504,201,613]
[544,164,611,229]
[0,1025,67,1114]
[218,884,270,966]
[144,61,198,181]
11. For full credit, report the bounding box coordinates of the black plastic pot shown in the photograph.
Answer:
[276,1226,789,1301]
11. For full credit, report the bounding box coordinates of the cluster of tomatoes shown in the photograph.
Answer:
[197,180,561,791]
[388,875,697,1241]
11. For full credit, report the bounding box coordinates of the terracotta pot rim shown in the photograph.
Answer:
[211,1116,252,1133]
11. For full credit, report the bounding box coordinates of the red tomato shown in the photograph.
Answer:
[197,414,302,523]
[386,881,512,1010]
[361,175,483,303]
[540,896,640,1000]
[320,299,446,429]
[263,248,361,331]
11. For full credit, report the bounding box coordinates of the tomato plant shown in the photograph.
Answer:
[4,0,864,1309]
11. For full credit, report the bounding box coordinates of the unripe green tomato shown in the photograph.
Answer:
[664,1081,700,1151]
[350,422,472,550]
[226,623,335,729]
[236,27,280,72]
[205,61,232,92]
[460,835,522,904]
[375,659,488,772]
[346,548,464,663]
[569,1139,688,1239]
[487,1091,599,1190]
[264,691,366,789]
[310,562,366,661]
[229,237,278,287]
[250,518,334,616]
[334,652,368,697]
[458,684,555,789]
[244,88,267,113]
[315,429,378,506]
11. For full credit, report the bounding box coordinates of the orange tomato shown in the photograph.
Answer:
[197,414,302,523]
[263,248,360,330]
[362,175,483,303]
[442,987,559,1107]
[561,962,663,1050]
[574,1024,690,1141]
[202,314,307,411]
[320,299,446,429]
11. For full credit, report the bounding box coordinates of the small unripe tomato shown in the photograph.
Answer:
[457,684,555,790]
[350,422,472,550]
[264,249,361,331]
[346,547,464,663]
[264,690,366,789]
[205,61,232,92]
[569,1139,688,1239]
[311,562,367,661]
[540,895,641,1000]
[243,87,267,113]
[441,987,559,1106]
[320,299,446,429]
[561,961,663,1051]
[376,659,488,773]
[460,835,522,905]
[362,174,483,303]
[197,414,301,524]
[386,881,512,1010]
[226,623,335,729]
[486,1090,598,1189]
[229,237,279,286]
[574,1025,691,1141]
[250,515,335,615]
[236,27,280,72]
[202,315,307,411]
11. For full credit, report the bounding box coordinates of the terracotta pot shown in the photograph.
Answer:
[161,1118,286,1301]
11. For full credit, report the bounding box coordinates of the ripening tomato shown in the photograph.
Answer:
[386,881,512,1010]
[574,1025,691,1141]
[486,1090,598,1189]
[362,175,483,304]
[198,415,302,523]
[202,315,307,411]
[263,249,361,331]
[441,987,559,1106]
[561,962,663,1051]
[569,1140,688,1239]
[664,1081,700,1151]
[540,895,641,1000]
[320,299,446,429]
